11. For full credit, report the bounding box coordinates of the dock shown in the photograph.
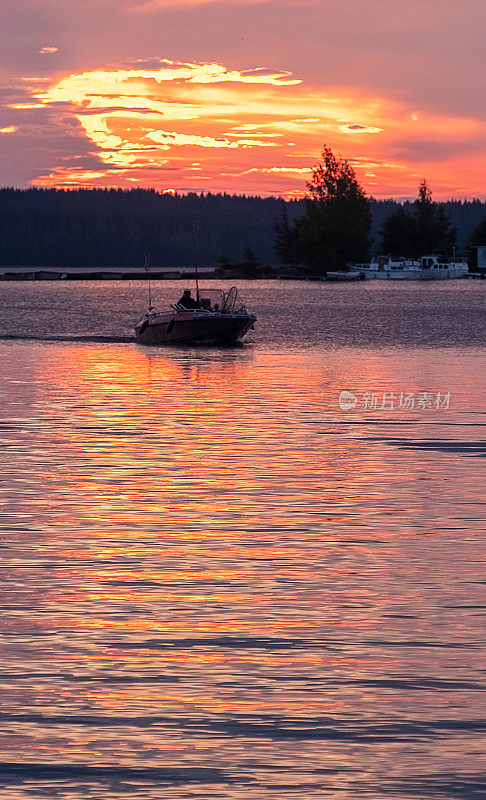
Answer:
[0,267,217,281]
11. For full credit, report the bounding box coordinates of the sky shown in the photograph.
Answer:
[0,0,485,199]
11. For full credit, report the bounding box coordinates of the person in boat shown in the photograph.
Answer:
[177,289,199,309]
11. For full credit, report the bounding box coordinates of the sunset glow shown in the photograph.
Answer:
[11,60,481,198]
[0,0,484,787]
[2,0,486,197]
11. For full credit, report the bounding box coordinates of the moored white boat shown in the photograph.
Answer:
[325,270,366,282]
[416,254,469,279]
[359,254,469,280]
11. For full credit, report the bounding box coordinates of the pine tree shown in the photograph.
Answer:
[287,146,371,272]
[381,181,456,257]
[241,245,259,277]
[469,215,486,246]
[382,204,417,256]
[273,201,296,263]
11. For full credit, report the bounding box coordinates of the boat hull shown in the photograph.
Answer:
[135,310,255,345]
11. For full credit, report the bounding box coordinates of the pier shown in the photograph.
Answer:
[0,267,217,281]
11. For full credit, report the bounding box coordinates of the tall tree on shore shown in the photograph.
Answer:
[380,204,417,256]
[413,180,456,254]
[382,180,456,257]
[468,215,486,270]
[287,146,371,271]
[469,215,486,246]
[273,200,296,264]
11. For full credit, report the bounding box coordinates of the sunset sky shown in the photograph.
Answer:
[1,0,485,198]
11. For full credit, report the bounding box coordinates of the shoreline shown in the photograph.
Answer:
[1,267,484,282]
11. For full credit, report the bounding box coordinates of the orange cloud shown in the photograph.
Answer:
[25,59,486,198]
[129,0,284,9]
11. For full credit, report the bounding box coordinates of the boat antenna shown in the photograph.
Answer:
[144,251,152,310]
[192,224,200,304]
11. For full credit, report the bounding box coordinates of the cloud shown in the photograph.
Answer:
[0,125,17,133]
[146,129,276,149]
[2,56,484,198]
[26,60,394,187]
[39,46,58,54]
[147,130,237,149]
[339,124,383,134]
[128,0,284,9]
[37,62,299,104]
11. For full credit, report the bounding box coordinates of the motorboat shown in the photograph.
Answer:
[135,286,256,345]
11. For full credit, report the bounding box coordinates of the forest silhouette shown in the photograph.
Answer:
[0,186,485,268]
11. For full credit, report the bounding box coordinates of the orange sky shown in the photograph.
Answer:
[1,0,485,198]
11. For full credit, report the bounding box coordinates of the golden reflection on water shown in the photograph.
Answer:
[0,340,485,799]
[28,344,416,540]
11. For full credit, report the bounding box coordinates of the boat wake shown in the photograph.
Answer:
[0,334,134,343]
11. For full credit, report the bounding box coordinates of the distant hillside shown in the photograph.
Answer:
[0,187,485,267]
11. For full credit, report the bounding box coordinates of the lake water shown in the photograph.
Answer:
[0,280,485,799]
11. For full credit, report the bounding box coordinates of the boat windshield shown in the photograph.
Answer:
[195,287,247,313]
[197,289,225,311]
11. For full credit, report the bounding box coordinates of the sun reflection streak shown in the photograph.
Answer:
[1,329,484,793]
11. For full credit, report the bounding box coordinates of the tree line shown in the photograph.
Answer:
[0,165,485,268]
[274,146,486,272]
[0,188,287,268]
